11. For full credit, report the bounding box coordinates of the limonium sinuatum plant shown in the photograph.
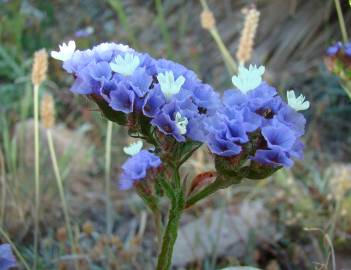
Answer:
[325,41,351,98]
[52,41,308,270]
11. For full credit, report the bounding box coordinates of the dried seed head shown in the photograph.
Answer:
[82,221,94,235]
[56,227,67,242]
[200,10,216,30]
[40,94,55,129]
[31,49,48,86]
[236,6,260,65]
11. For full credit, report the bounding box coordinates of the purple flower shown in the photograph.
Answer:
[252,149,293,168]
[275,105,306,137]
[204,114,244,157]
[261,122,295,151]
[151,103,186,142]
[0,244,16,270]
[109,82,135,113]
[119,150,161,190]
[344,42,351,56]
[326,42,343,56]
[142,87,166,117]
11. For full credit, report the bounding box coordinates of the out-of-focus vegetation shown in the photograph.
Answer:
[0,0,351,269]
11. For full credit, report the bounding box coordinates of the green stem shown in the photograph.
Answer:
[33,84,40,269]
[156,192,184,270]
[185,175,242,208]
[156,169,184,270]
[334,0,349,43]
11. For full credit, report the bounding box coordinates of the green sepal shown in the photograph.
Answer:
[89,94,127,125]
[214,152,248,177]
[246,161,281,179]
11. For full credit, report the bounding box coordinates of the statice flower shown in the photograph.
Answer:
[123,140,143,156]
[0,244,16,270]
[286,90,310,111]
[204,65,307,169]
[326,41,351,56]
[51,40,76,61]
[231,64,265,94]
[119,150,161,190]
[157,71,185,100]
[110,53,140,76]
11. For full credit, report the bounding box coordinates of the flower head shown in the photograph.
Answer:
[119,150,161,190]
[232,64,265,94]
[157,71,185,100]
[123,140,143,156]
[110,53,140,76]
[0,244,16,270]
[51,40,76,61]
[287,90,310,111]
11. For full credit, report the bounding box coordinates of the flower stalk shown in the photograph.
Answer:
[31,49,47,269]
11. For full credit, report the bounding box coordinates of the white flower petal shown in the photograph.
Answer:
[157,71,185,100]
[123,140,143,156]
[231,64,265,94]
[110,53,140,76]
[287,90,310,111]
[51,40,76,61]
[175,112,188,135]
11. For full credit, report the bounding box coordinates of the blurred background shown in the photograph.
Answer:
[1,0,351,269]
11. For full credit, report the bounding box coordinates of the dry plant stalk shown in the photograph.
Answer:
[236,6,260,65]
[40,94,55,129]
[31,49,48,86]
[200,10,216,30]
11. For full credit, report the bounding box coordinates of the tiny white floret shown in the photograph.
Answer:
[110,53,140,76]
[123,140,143,156]
[175,112,188,135]
[157,71,185,100]
[231,64,265,94]
[287,90,310,111]
[51,40,76,61]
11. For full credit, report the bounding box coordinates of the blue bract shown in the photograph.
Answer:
[0,244,16,270]
[326,41,351,57]
[119,150,161,190]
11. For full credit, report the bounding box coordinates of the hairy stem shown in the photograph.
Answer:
[156,169,184,270]
[156,192,184,270]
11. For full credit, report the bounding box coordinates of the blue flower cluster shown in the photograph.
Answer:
[0,244,16,270]
[327,41,351,56]
[60,42,220,143]
[55,42,307,173]
[204,81,305,168]
[119,150,161,190]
